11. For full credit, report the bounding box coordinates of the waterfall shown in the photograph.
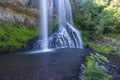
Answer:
[52,0,73,25]
[59,0,73,25]
[48,0,83,49]
[49,22,83,49]
[39,0,48,50]
[33,0,83,50]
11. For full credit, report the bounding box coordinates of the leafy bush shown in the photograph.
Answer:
[0,23,38,52]
[83,53,112,80]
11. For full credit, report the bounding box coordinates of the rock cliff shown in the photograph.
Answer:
[0,0,38,26]
[0,0,78,27]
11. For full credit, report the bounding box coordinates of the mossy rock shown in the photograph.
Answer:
[0,22,38,53]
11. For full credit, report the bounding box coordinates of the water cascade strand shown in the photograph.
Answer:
[39,0,48,50]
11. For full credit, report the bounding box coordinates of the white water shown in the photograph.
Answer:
[49,0,83,48]
[59,0,73,25]
[39,0,48,50]
[48,22,83,49]
[52,0,73,25]
[34,0,83,50]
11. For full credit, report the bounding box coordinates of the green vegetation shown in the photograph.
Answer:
[73,0,120,39]
[83,53,112,80]
[73,0,120,55]
[83,35,120,55]
[0,22,38,52]
[73,1,120,77]
[106,34,120,40]
[89,42,111,54]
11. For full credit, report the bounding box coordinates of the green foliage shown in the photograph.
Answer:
[73,0,120,40]
[106,34,120,40]
[73,0,105,40]
[82,35,111,54]
[82,35,89,46]
[73,0,120,56]
[0,23,38,52]
[89,42,111,54]
[83,53,112,80]
[107,34,120,55]
[110,45,120,55]
[96,10,117,34]
[86,35,120,55]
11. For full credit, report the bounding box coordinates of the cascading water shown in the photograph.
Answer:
[49,22,83,48]
[39,0,48,50]
[33,0,83,50]
[58,0,73,25]
[51,0,73,25]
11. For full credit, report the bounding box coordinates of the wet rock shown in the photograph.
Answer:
[105,54,120,80]
[49,22,83,49]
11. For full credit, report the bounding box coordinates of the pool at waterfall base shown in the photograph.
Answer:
[0,48,90,80]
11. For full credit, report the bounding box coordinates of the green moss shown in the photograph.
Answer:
[0,23,38,52]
